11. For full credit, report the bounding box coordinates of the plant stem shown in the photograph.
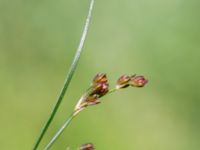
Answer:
[32,0,95,149]
[44,113,77,150]
[108,88,117,94]
[44,88,117,149]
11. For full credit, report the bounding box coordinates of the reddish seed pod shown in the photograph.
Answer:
[91,83,109,97]
[84,94,100,106]
[92,73,109,97]
[85,94,99,103]
[93,73,107,84]
[116,75,131,89]
[74,73,109,112]
[129,75,148,87]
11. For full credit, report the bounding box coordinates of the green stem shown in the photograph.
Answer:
[44,88,117,149]
[32,0,95,149]
[108,88,117,94]
[43,113,77,150]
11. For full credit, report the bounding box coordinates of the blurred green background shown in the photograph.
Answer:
[0,0,200,149]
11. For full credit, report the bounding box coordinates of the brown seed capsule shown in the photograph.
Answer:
[85,94,98,102]
[91,83,109,97]
[85,94,100,106]
[75,94,100,111]
[79,143,94,150]
[74,73,109,113]
[93,73,107,84]
[129,75,148,87]
[116,75,131,89]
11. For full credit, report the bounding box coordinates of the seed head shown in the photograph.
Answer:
[93,73,107,84]
[79,143,94,150]
[91,83,109,97]
[129,75,148,87]
[116,75,131,89]
[84,94,100,106]
[74,73,109,113]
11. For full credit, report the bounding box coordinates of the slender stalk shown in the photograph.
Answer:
[108,88,117,94]
[44,88,117,149]
[44,113,77,150]
[32,0,95,149]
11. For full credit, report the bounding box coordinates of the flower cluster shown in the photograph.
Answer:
[74,73,109,113]
[116,75,148,89]
[68,73,148,149]
[74,73,148,114]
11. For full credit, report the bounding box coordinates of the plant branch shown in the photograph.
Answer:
[32,0,95,149]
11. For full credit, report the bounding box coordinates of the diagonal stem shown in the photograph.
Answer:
[32,0,95,149]
[44,87,118,149]
[43,113,77,150]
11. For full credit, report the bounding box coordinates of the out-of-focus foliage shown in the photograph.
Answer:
[0,0,200,149]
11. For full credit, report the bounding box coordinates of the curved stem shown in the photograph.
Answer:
[32,0,95,149]
[44,113,77,150]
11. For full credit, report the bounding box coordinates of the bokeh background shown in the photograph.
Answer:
[0,0,200,149]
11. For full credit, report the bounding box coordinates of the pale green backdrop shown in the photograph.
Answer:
[0,0,200,149]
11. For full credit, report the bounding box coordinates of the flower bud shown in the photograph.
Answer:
[129,75,148,87]
[116,75,131,89]
[79,143,94,150]
[93,73,107,84]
